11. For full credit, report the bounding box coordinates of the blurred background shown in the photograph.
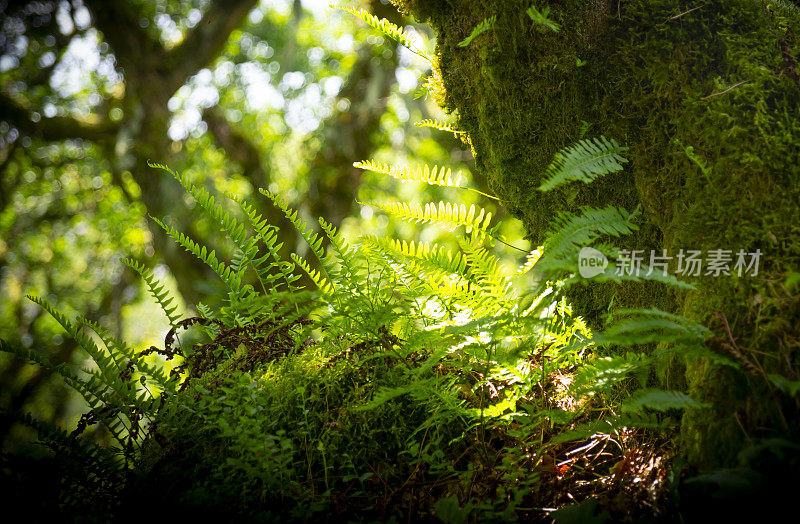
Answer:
[0,0,527,450]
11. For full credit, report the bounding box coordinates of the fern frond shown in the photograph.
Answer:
[27,296,124,385]
[333,5,431,61]
[458,16,496,47]
[238,198,301,293]
[538,137,628,191]
[364,236,469,279]
[149,162,251,249]
[543,205,639,261]
[674,138,712,180]
[364,200,494,236]
[623,389,709,412]
[291,253,334,295]
[595,308,711,347]
[150,216,241,294]
[356,161,498,200]
[414,119,464,135]
[458,237,515,309]
[527,5,560,32]
[260,189,327,266]
[121,258,182,328]
[355,160,463,189]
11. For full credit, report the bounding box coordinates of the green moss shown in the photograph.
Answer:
[403,0,800,467]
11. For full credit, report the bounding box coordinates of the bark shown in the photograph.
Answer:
[396,0,800,468]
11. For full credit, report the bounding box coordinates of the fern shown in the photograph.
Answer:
[458,16,496,47]
[538,136,628,191]
[527,4,560,32]
[121,258,182,328]
[541,205,640,261]
[414,119,465,136]
[356,160,463,188]
[623,389,710,412]
[364,200,495,237]
[355,160,499,200]
[333,5,431,61]
[151,216,242,296]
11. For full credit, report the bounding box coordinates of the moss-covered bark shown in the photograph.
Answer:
[395,0,800,468]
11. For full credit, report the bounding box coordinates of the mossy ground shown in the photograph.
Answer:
[396,0,800,467]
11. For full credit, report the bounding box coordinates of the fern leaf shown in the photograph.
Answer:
[538,137,628,191]
[364,200,494,236]
[333,5,431,61]
[238,198,301,293]
[414,119,464,135]
[596,308,711,347]
[623,389,710,412]
[355,160,463,188]
[260,189,326,264]
[458,16,496,47]
[543,205,639,261]
[291,253,334,295]
[527,5,560,32]
[150,216,241,294]
[121,258,182,328]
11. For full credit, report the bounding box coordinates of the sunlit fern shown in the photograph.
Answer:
[332,5,431,61]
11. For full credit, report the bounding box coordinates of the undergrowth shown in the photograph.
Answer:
[0,6,745,523]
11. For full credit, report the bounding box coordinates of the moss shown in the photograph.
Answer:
[402,0,800,467]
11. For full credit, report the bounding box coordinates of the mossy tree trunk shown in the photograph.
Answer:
[395,0,800,468]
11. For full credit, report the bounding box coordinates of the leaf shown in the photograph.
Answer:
[458,16,496,47]
[623,389,710,412]
[527,5,560,32]
[538,137,628,191]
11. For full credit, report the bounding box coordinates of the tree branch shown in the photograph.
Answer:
[0,92,120,143]
[165,0,259,92]
[82,0,165,73]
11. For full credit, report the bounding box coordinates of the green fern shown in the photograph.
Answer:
[538,136,628,191]
[542,205,640,261]
[121,258,182,328]
[458,16,496,47]
[363,200,495,237]
[151,215,242,298]
[623,389,710,412]
[527,4,560,32]
[355,160,463,188]
[355,160,499,201]
[333,5,431,61]
[414,119,465,136]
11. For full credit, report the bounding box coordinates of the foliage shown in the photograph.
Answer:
[458,16,496,47]
[332,4,431,61]
[527,5,561,33]
[0,125,722,519]
[1,2,770,521]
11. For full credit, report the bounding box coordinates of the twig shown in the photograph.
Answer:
[667,5,703,21]
[701,80,749,101]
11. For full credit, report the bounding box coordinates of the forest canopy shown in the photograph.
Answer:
[1,0,799,522]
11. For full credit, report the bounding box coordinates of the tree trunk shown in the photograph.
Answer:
[395,0,800,468]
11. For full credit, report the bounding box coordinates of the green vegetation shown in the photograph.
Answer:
[2,0,799,521]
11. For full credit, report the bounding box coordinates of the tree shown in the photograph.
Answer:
[0,0,415,446]
[394,0,800,468]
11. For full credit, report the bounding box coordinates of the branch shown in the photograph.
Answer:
[0,92,120,143]
[82,0,165,73]
[202,106,269,189]
[165,0,259,92]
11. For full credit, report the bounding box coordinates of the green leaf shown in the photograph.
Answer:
[458,16,496,47]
